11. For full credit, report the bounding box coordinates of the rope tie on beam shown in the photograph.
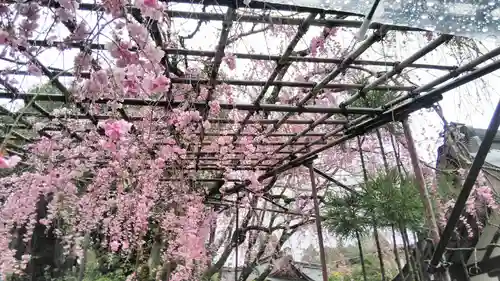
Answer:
[449,67,461,79]
[393,61,404,75]
[339,103,349,130]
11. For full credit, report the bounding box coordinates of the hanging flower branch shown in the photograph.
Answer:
[0,114,214,280]
[0,153,21,169]
[0,0,491,279]
[433,168,499,238]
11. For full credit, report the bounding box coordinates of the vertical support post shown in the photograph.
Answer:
[402,119,441,245]
[402,119,451,281]
[77,232,90,281]
[356,230,368,281]
[235,195,239,281]
[356,136,386,281]
[306,161,329,281]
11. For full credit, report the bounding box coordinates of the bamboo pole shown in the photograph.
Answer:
[401,119,440,245]
[307,161,329,281]
[402,119,452,281]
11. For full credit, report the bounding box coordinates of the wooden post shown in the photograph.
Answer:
[402,119,440,245]
[402,119,452,281]
[306,161,329,281]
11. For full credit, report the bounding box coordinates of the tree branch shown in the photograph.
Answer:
[253,228,300,281]
[226,23,271,46]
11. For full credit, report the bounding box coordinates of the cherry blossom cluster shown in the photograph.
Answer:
[0,0,490,279]
[0,115,215,280]
[0,154,21,169]
[434,169,498,238]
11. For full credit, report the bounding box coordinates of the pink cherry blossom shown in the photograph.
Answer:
[209,100,221,115]
[109,240,120,252]
[0,30,9,44]
[223,53,236,70]
[27,63,42,76]
[143,0,157,7]
[99,119,133,140]
[310,36,325,57]
[0,2,484,281]
[126,272,137,281]
[0,155,21,169]
[144,75,171,93]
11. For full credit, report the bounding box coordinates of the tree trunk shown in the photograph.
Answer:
[77,233,90,281]
[373,226,387,281]
[356,230,368,281]
[204,196,260,279]
[254,231,294,281]
[391,226,403,279]
[148,231,163,279]
[399,224,416,281]
[412,232,426,281]
[375,129,389,171]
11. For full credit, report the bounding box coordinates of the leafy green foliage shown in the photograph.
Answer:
[324,169,425,239]
[349,78,403,134]
[362,169,425,231]
[350,89,399,109]
[348,255,386,281]
[324,193,369,240]
[349,76,398,108]
[25,83,66,114]
[328,271,345,281]
[0,83,64,147]
[50,249,135,281]
[436,172,461,199]
[210,272,220,281]
[328,255,395,281]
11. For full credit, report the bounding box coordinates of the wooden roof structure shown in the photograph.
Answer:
[2,0,500,280]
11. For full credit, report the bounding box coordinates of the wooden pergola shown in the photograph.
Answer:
[1,0,500,280]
